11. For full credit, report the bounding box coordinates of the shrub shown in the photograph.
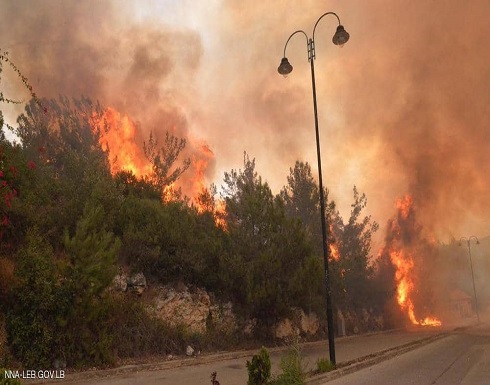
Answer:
[6,232,60,368]
[316,357,335,373]
[246,346,271,385]
[273,340,307,385]
[0,368,21,385]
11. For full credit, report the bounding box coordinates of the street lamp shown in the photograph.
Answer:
[459,236,480,323]
[277,12,349,365]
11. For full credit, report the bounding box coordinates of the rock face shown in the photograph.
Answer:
[112,272,147,295]
[274,308,320,339]
[152,284,236,334]
[112,272,128,292]
[128,272,147,295]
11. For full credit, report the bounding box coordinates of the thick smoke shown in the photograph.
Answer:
[0,0,211,196]
[209,0,490,242]
[2,0,490,242]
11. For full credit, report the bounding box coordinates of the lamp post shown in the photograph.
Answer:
[459,236,480,323]
[277,12,349,366]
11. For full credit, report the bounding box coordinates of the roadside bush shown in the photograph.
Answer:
[316,357,334,373]
[0,368,21,385]
[246,346,271,385]
[273,340,307,385]
[6,231,60,369]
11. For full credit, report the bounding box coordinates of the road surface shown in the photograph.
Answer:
[25,328,443,385]
[325,325,490,384]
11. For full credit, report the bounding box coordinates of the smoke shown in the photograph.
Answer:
[2,0,490,242]
[0,0,209,196]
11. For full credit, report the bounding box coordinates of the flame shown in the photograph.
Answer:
[328,223,340,261]
[193,184,227,230]
[93,107,217,205]
[385,196,442,327]
[329,243,340,261]
[189,144,214,199]
[214,200,227,230]
[94,107,151,177]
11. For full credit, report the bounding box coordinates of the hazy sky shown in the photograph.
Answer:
[2,0,490,245]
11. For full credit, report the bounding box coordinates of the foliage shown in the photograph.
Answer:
[0,48,45,136]
[0,76,384,367]
[280,161,336,256]
[0,368,21,385]
[59,204,121,367]
[315,357,335,373]
[272,339,307,385]
[222,153,315,332]
[10,97,116,246]
[143,131,190,198]
[246,346,272,385]
[332,186,379,312]
[6,230,61,368]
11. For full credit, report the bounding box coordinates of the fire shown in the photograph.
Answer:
[328,223,340,261]
[383,195,442,327]
[329,243,340,261]
[92,107,218,216]
[94,107,151,177]
[189,144,214,199]
[214,200,227,230]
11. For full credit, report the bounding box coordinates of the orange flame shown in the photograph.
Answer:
[329,243,340,261]
[95,107,151,177]
[328,223,340,261]
[387,196,441,327]
[189,144,214,199]
[214,200,227,230]
[93,107,217,213]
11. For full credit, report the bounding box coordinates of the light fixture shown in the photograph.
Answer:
[277,57,293,77]
[332,25,350,47]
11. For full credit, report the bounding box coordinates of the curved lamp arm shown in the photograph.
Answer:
[282,30,308,59]
[312,12,341,40]
[278,30,308,76]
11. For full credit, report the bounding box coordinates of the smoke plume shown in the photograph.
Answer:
[1,0,490,242]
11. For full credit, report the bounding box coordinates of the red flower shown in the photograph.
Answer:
[9,165,17,176]
[0,170,3,178]
[1,215,8,226]
[28,160,36,169]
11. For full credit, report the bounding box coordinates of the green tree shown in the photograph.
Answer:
[280,160,337,257]
[61,204,121,366]
[331,187,379,313]
[143,131,190,199]
[11,97,115,245]
[6,230,60,368]
[222,153,313,334]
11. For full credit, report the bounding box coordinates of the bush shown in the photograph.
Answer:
[0,368,21,385]
[246,346,271,385]
[316,357,335,373]
[6,232,60,368]
[273,340,307,385]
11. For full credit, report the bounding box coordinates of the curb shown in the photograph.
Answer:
[305,332,449,384]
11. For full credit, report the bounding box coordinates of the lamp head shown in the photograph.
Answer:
[278,57,293,77]
[332,25,350,47]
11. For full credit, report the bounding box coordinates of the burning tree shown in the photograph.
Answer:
[377,195,441,327]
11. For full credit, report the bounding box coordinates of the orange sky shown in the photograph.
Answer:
[2,0,490,243]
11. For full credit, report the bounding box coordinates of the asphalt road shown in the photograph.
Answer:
[25,328,444,385]
[325,325,490,385]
